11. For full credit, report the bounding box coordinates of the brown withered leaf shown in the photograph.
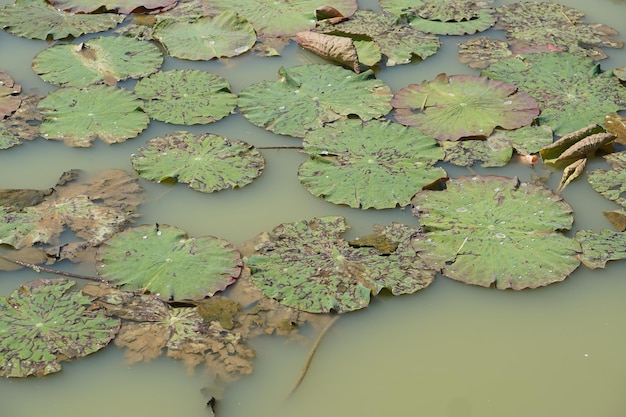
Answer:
[295,31,360,72]
[0,71,21,119]
[554,132,616,164]
[0,95,44,142]
[556,158,586,193]
[604,210,626,232]
[605,113,626,144]
[540,124,607,164]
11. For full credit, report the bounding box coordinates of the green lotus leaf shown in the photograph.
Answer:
[575,229,626,269]
[238,64,393,138]
[0,278,120,378]
[32,36,163,88]
[248,216,435,313]
[495,2,624,61]
[298,119,446,209]
[37,85,149,147]
[95,224,242,301]
[392,73,539,141]
[0,0,124,40]
[379,0,495,35]
[153,11,256,60]
[457,36,512,69]
[0,124,20,149]
[588,151,626,209]
[482,52,626,136]
[195,0,357,38]
[135,69,237,125]
[0,71,21,119]
[411,175,581,289]
[314,10,440,66]
[0,169,144,262]
[49,0,176,14]
[131,131,264,193]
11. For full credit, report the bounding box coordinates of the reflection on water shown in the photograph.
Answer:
[1,0,626,416]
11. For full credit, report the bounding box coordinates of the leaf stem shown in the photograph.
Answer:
[0,254,108,283]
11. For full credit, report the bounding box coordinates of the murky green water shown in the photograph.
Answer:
[2,0,626,416]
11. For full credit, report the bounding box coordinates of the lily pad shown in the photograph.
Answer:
[0,124,20,149]
[312,9,440,67]
[495,2,624,61]
[153,11,256,60]
[379,0,496,35]
[49,0,177,14]
[0,279,120,378]
[95,224,242,301]
[238,64,393,138]
[32,36,163,88]
[247,216,435,313]
[0,0,125,40]
[588,151,626,209]
[392,73,539,141]
[575,229,626,269]
[441,134,513,168]
[134,69,237,125]
[457,36,512,69]
[411,175,581,289]
[298,119,446,209]
[482,52,626,136]
[196,0,357,38]
[38,85,149,147]
[131,131,264,193]
[0,71,21,119]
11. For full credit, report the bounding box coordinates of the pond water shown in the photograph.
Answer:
[2,0,626,416]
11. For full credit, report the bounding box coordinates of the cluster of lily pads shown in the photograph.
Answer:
[2,0,626,391]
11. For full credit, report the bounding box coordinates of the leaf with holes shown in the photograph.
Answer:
[575,229,626,269]
[588,151,626,209]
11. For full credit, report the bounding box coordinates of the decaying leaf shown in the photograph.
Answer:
[556,158,586,194]
[294,31,361,73]
[575,229,626,269]
[0,71,21,119]
[605,113,626,145]
[604,210,626,232]
[0,94,43,143]
[457,36,512,69]
[539,124,607,164]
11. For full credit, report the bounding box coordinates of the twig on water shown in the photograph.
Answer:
[0,254,108,283]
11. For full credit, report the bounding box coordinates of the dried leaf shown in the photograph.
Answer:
[605,113,626,144]
[604,210,626,232]
[556,158,586,193]
[295,31,360,72]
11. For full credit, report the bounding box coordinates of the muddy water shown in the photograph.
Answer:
[2,0,626,416]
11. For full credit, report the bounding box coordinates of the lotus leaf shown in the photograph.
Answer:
[0,169,144,262]
[411,176,581,289]
[38,85,149,147]
[457,36,512,69]
[313,10,440,66]
[588,151,626,209]
[1,94,43,143]
[575,229,626,269]
[298,119,446,209]
[0,124,20,149]
[238,64,393,138]
[49,0,177,14]
[0,279,120,378]
[248,216,435,313]
[392,73,539,141]
[495,2,624,61]
[482,52,626,136]
[0,71,21,119]
[195,0,357,38]
[0,0,124,40]
[32,36,163,88]
[131,131,264,193]
[134,69,237,125]
[95,224,242,301]
[441,135,512,168]
[153,11,256,60]
[379,0,495,35]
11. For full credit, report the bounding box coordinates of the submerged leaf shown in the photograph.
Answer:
[131,131,264,193]
[575,229,626,269]
[411,176,581,289]
[0,279,120,378]
[392,73,539,141]
[95,224,242,301]
[298,119,446,209]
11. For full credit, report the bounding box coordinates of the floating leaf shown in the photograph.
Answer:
[135,69,237,125]
[482,52,626,136]
[457,36,512,69]
[248,216,435,313]
[411,176,581,289]
[238,64,392,138]
[195,0,357,38]
[32,36,163,88]
[131,131,264,193]
[539,124,606,164]
[392,73,539,141]
[0,279,120,378]
[38,85,149,147]
[49,0,177,14]
[298,119,446,209]
[0,71,21,119]
[294,31,363,73]
[575,229,626,269]
[1,94,43,143]
[96,224,242,301]
[0,169,144,262]
[379,0,495,35]
[313,9,440,66]
[153,12,256,60]
[495,2,624,61]
[605,113,626,144]
[604,210,626,232]
[588,151,626,209]
[0,0,124,40]
[441,134,513,168]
